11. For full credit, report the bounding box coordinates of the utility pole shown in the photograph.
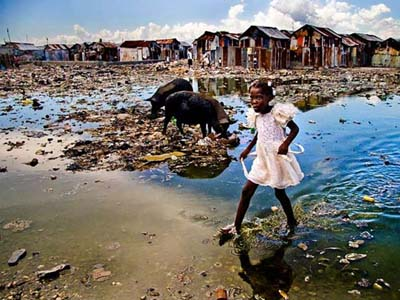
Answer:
[7,28,11,42]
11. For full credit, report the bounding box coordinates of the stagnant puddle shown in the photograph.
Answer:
[0,78,399,299]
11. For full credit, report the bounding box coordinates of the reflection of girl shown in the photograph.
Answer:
[239,243,293,300]
[222,80,304,236]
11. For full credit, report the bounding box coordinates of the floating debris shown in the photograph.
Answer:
[348,240,365,249]
[360,231,374,240]
[297,242,308,251]
[347,290,361,296]
[375,278,391,289]
[357,278,372,288]
[278,289,289,300]
[143,151,185,162]
[345,253,367,261]
[363,195,375,203]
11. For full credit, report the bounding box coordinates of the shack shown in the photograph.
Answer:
[69,43,90,61]
[156,38,180,61]
[239,25,290,70]
[340,35,360,67]
[290,24,341,68]
[119,40,160,62]
[44,44,70,61]
[193,31,219,65]
[216,31,240,67]
[3,42,43,62]
[91,41,118,61]
[350,33,383,66]
[372,38,400,68]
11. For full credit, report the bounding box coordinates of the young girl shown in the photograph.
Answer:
[222,80,304,235]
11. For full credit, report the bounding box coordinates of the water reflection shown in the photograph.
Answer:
[295,94,333,112]
[175,160,231,179]
[190,77,249,96]
[237,237,293,300]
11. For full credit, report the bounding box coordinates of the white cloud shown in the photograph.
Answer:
[31,0,399,45]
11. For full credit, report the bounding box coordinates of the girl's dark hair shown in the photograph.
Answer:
[249,80,274,97]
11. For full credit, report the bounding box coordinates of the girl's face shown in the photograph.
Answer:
[250,87,272,113]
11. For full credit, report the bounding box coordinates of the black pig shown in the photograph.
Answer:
[163,91,229,138]
[146,78,193,117]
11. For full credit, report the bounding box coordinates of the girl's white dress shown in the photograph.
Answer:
[245,103,304,189]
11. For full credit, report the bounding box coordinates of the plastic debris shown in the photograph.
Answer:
[363,195,375,203]
[143,151,185,162]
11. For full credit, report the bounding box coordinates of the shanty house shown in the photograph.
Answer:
[91,41,118,61]
[4,42,44,62]
[239,26,290,70]
[193,31,219,65]
[156,38,180,61]
[290,24,342,68]
[350,33,383,66]
[372,38,400,68]
[119,40,160,62]
[340,35,360,67]
[44,44,70,61]
[69,43,91,61]
[216,31,240,67]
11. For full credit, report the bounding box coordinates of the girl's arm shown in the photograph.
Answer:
[240,133,258,160]
[278,120,299,155]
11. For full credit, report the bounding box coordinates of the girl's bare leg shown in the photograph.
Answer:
[233,180,259,233]
[274,188,297,232]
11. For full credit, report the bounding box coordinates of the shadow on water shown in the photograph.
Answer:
[236,237,293,300]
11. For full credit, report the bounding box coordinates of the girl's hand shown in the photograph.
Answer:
[278,142,289,155]
[240,148,250,160]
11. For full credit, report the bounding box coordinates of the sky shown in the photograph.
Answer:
[0,0,399,45]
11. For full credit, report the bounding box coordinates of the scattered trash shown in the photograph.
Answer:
[345,253,367,261]
[143,151,185,162]
[3,219,32,232]
[37,264,71,279]
[297,242,308,251]
[363,195,375,203]
[216,288,228,300]
[348,240,365,249]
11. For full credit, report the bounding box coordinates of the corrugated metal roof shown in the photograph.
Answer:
[241,26,289,40]
[257,26,290,40]
[46,44,69,50]
[196,31,217,41]
[318,27,341,39]
[219,32,240,40]
[351,33,383,42]
[156,39,179,45]
[341,35,359,47]
[120,40,158,48]
[5,42,41,51]
[280,30,293,38]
